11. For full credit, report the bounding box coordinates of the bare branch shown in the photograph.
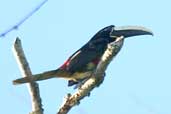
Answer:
[57,37,124,114]
[12,38,43,114]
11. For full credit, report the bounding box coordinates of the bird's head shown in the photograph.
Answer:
[91,25,153,43]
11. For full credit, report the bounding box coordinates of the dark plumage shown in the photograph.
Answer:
[13,25,153,86]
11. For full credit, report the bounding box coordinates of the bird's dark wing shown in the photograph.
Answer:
[66,38,108,73]
[66,45,99,73]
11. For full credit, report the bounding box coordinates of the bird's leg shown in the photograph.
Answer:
[73,78,89,89]
[74,72,106,90]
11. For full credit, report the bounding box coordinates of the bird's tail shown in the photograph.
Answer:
[13,69,69,85]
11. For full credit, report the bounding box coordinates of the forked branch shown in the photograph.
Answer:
[12,37,123,114]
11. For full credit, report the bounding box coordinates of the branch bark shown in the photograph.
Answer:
[12,38,44,114]
[57,37,124,114]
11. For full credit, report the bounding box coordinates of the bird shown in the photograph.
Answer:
[13,25,153,86]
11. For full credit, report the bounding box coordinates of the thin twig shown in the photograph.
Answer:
[57,38,124,114]
[12,37,43,114]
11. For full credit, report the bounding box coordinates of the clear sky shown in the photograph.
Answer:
[0,0,170,114]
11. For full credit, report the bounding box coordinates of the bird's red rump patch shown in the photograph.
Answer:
[60,59,70,69]
[60,57,100,69]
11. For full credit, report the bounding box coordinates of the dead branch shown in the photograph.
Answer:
[57,38,124,114]
[12,37,123,114]
[12,38,43,114]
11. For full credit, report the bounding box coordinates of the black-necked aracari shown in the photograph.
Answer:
[13,25,153,86]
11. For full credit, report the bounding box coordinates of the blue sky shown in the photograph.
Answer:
[0,0,170,114]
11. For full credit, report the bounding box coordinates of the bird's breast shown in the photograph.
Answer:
[69,61,98,81]
[70,71,93,81]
